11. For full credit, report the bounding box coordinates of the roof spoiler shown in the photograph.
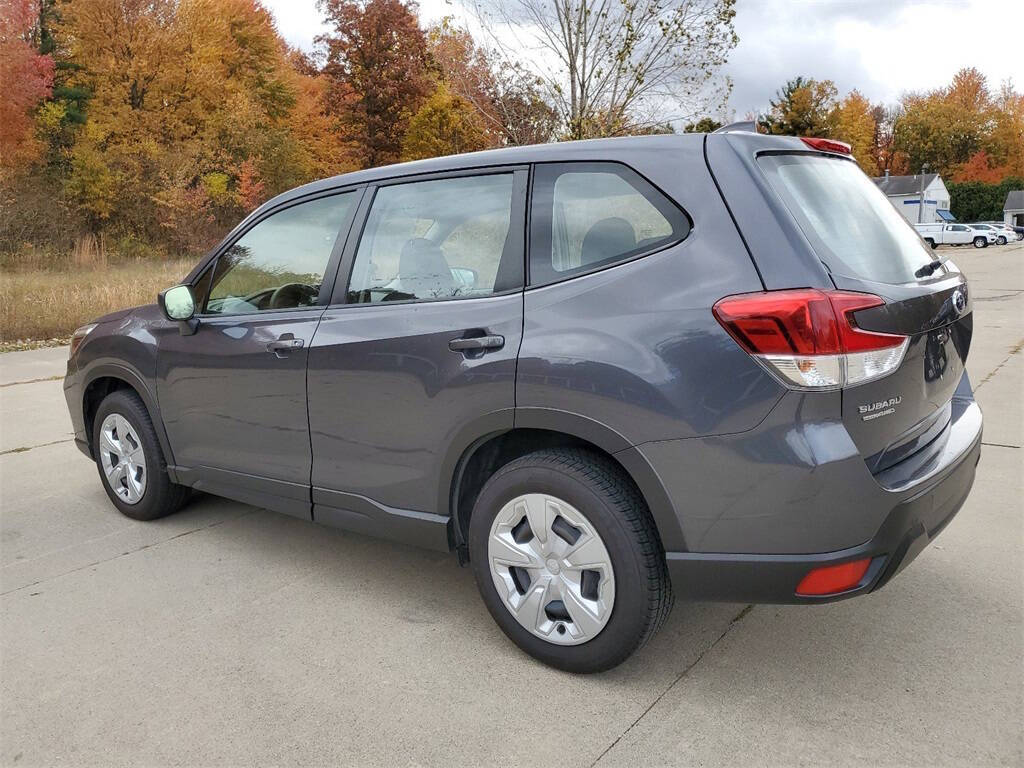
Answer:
[712,120,761,134]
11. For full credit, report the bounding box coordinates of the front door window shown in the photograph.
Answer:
[204,192,357,315]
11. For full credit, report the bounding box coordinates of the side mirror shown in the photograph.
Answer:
[158,284,198,335]
[450,267,479,290]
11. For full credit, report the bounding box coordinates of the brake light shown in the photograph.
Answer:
[800,137,852,155]
[713,289,909,389]
[796,558,871,596]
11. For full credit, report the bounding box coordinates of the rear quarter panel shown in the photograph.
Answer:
[517,139,783,444]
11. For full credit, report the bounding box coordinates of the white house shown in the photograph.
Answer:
[1004,190,1024,227]
[872,172,952,224]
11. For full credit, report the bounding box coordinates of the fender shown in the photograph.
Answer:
[440,406,687,554]
[516,408,687,552]
[80,359,178,480]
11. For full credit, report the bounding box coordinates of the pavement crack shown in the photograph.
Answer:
[973,338,1023,391]
[0,509,256,596]
[0,438,73,455]
[0,374,64,388]
[589,604,754,767]
[981,441,1020,449]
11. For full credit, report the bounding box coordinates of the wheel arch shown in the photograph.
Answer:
[81,363,176,473]
[443,409,686,559]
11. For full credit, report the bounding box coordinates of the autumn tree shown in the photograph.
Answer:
[759,76,838,137]
[317,0,432,167]
[833,90,879,175]
[427,19,557,146]
[401,83,489,160]
[894,68,994,176]
[870,104,909,176]
[0,0,54,171]
[983,81,1024,178]
[473,0,738,139]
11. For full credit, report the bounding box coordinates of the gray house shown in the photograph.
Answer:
[872,172,952,224]
[1004,190,1024,227]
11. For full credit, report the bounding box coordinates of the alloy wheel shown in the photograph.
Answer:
[487,493,615,645]
[99,413,147,504]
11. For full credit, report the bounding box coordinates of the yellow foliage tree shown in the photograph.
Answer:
[833,90,879,176]
[401,83,489,161]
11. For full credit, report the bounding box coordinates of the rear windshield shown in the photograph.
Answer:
[758,154,937,284]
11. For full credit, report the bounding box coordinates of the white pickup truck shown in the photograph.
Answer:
[914,222,995,248]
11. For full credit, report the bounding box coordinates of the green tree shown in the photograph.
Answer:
[948,177,1024,221]
[683,117,722,133]
[759,76,838,137]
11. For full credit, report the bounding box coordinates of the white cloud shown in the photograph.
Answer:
[725,0,1021,119]
[261,0,1021,117]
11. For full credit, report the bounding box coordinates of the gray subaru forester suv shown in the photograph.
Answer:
[64,131,982,672]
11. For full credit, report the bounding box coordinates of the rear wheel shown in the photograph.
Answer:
[924,238,936,249]
[93,390,189,520]
[468,448,673,673]
[996,236,1007,245]
[973,236,987,248]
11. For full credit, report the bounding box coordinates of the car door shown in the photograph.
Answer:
[307,169,527,542]
[156,188,362,517]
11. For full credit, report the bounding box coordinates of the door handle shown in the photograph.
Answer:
[267,336,305,356]
[448,335,504,353]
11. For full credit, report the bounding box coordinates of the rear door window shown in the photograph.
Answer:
[529,162,689,286]
[346,173,519,303]
[758,154,937,284]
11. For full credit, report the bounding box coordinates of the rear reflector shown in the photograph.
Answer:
[713,289,909,390]
[800,137,852,155]
[796,558,872,596]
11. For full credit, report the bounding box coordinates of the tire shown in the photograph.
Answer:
[468,448,673,673]
[974,236,987,248]
[997,236,1007,245]
[92,389,189,521]
[924,238,936,249]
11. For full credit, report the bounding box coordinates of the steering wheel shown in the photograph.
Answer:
[268,283,318,309]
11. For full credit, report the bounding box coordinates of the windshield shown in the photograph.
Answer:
[758,154,937,284]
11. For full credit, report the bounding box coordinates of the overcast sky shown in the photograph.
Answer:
[262,0,1021,121]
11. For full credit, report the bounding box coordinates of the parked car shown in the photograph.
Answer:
[914,222,994,248]
[64,132,982,672]
[967,223,1014,245]
[981,221,1024,242]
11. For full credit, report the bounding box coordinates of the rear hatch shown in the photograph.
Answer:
[729,142,972,472]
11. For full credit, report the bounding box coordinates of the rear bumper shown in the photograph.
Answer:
[658,378,983,604]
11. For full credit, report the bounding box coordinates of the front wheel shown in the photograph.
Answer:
[469,448,673,673]
[924,238,936,249]
[974,236,987,248]
[996,236,1007,245]
[93,390,190,520]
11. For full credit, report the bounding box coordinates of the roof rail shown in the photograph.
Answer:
[712,120,760,134]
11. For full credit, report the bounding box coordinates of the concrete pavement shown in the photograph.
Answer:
[1,244,1021,766]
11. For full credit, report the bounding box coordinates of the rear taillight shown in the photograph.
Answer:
[800,137,852,155]
[713,289,909,390]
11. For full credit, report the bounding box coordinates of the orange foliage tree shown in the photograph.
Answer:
[0,0,54,171]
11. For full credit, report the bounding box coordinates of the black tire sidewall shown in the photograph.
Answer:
[469,460,653,673]
[93,391,172,521]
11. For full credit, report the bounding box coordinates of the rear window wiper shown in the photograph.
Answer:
[915,257,949,278]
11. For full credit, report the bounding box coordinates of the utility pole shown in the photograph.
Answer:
[918,163,930,224]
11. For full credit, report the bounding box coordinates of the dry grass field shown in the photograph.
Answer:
[0,259,194,345]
